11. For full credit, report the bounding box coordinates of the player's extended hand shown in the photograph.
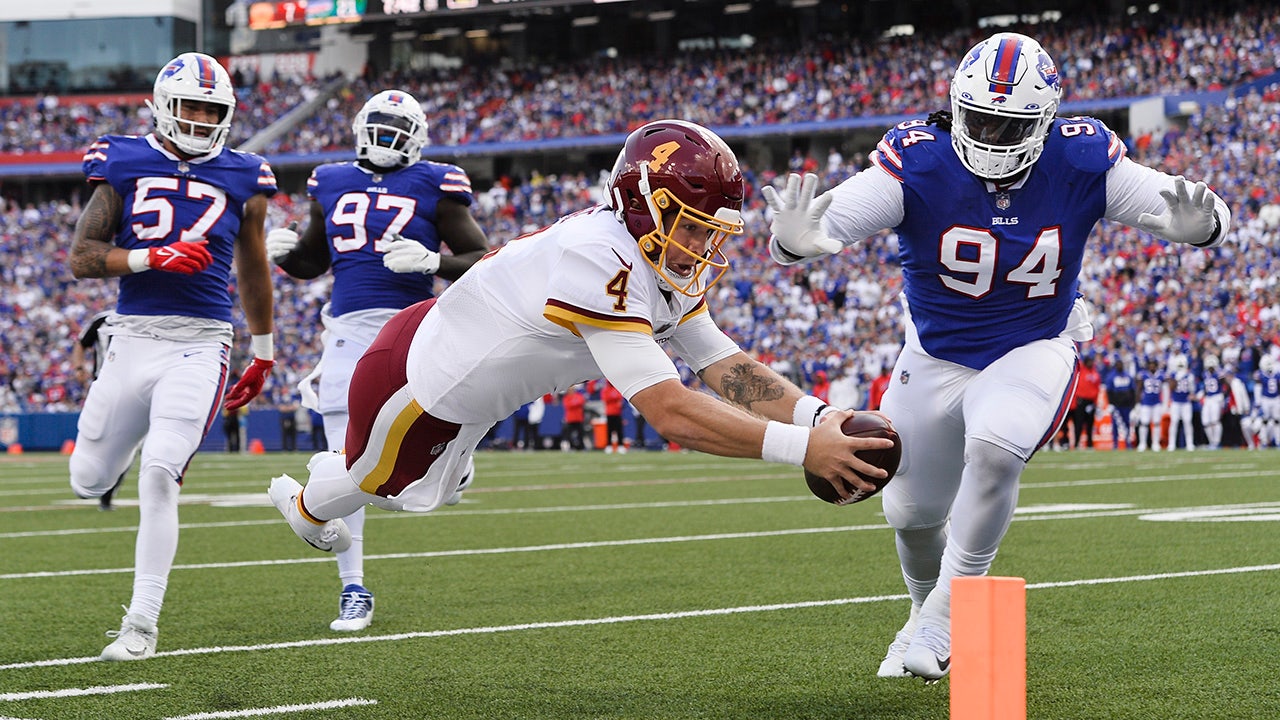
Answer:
[148,240,212,274]
[804,409,894,495]
[761,172,843,260]
[1135,176,1218,246]
[224,357,274,411]
[382,233,441,274]
[265,222,300,264]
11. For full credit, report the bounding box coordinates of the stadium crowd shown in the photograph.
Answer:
[4,87,1278,423]
[1,2,1278,156]
[1,6,1279,450]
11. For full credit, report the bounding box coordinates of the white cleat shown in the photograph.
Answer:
[101,610,157,662]
[269,474,351,553]
[876,614,918,678]
[445,457,475,507]
[903,624,951,683]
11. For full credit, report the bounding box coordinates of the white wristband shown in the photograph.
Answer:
[792,395,834,427]
[127,248,150,273]
[761,420,810,466]
[250,333,274,361]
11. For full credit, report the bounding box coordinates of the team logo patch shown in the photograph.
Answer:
[159,59,186,80]
[1036,53,1061,91]
[899,370,910,385]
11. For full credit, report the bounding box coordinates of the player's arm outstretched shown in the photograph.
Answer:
[1107,159,1231,248]
[582,325,890,500]
[267,200,331,279]
[224,193,276,411]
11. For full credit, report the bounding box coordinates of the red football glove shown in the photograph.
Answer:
[149,241,213,274]
[224,357,274,411]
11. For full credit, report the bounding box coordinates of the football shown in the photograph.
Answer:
[804,413,901,506]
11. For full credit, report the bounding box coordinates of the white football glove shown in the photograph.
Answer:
[265,222,300,264]
[1135,176,1220,246]
[762,172,843,262]
[382,233,441,274]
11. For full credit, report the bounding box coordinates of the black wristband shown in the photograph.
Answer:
[772,235,805,263]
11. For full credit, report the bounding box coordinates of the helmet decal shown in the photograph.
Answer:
[987,35,1025,95]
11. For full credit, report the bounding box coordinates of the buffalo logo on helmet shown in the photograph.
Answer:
[1035,53,1061,91]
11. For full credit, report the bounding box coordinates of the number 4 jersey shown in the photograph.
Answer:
[83,134,277,322]
[822,115,1184,371]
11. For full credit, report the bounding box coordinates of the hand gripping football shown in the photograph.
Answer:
[805,413,901,505]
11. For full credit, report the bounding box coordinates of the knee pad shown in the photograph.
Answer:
[883,483,952,532]
[69,452,111,499]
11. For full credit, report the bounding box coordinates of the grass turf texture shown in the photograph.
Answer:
[1,449,1278,719]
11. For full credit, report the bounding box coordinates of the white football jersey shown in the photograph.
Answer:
[405,205,712,424]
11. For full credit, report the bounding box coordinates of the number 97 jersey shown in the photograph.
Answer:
[306,160,475,316]
[871,115,1124,370]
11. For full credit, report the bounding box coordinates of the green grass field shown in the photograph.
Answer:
[2,448,1278,719]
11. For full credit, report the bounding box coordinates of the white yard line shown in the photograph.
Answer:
[0,683,168,702]
[5,499,1279,580]
[2,562,1276,672]
[162,698,377,719]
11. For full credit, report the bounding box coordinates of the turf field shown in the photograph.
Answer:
[1,448,1278,719]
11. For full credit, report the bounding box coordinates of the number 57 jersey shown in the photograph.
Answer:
[83,133,277,323]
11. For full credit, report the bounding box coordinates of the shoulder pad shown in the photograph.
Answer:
[1053,117,1126,174]
[872,118,944,180]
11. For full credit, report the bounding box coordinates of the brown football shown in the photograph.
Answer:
[804,413,901,505]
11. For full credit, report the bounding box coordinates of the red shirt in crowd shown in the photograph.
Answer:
[602,382,624,417]
[562,388,585,424]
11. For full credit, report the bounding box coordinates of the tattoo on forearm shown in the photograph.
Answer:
[714,363,785,411]
[71,188,122,277]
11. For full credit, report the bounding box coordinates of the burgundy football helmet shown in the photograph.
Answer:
[606,120,745,296]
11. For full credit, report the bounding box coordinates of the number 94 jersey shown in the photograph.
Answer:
[83,134,277,323]
[866,116,1125,370]
[307,160,474,316]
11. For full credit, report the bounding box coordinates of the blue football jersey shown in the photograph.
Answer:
[1258,372,1280,400]
[1201,373,1222,396]
[872,116,1125,369]
[1170,371,1195,402]
[1106,370,1136,406]
[1139,371,1164,406]
[82,134,278,322]
[306,160,474,316]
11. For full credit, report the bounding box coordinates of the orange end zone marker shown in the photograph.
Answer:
[951,576,1026,720]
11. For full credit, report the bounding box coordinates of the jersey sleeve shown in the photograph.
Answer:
[666,308,740,374]
[435,162,474,207]
[543,242,656,337]
[81,136,116,185]
[1059,117,1126,174]
[305,166,322,200]
[250,153,279,198]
